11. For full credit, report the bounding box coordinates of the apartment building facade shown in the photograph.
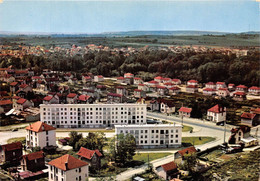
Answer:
[115,124,182,148]
[40,104,147,128]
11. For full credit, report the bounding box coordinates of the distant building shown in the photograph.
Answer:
[172,79,181,85]
[155,161,178,180]
[240,112,259,127]
[134,77,143,85]
[248,86,260,95]
[67,93,78,104]
[48,154,89,181]
[77,147,102,169]
[20,151,45,172]
[178,107,192,118]
[117,77,125,84]
[205,82,216,89]
[174,146,197,164]
[94,75,104,82]
[203,88,216,96]
[217,88,229,97]
[169,87,181,95]
[207,104,226,123]
[187,80,198,86]
[228,126,251,144]
[0,142,23,165]
[186,85,198,93]
[216,82,226,90]
[14,98,32,111]
[26,121,56,149]
[43,95,59,104]
[236,85,248,92]
[233,92,247,101]
[134,89,146,98]
[115,124,182,148]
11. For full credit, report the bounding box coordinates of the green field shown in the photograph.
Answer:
[7,137,26,144]
[133,152,172,163]
[182,136,216,145]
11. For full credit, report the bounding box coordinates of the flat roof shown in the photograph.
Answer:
[115,124,182,128]
[40,103,146,107]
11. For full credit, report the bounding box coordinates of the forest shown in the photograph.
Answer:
[0,49,259,86]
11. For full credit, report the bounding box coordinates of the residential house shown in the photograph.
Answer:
[149,99,160,112]
[67,93,78,104]
[10,81,19,94]
[203,88,216,96]
[186,85,198,93]
[172,79,181,85]
[117,77,125,84]
[124,76,133,85]
[0,142,23,165]
[160,100,175,114]
[116,86,127,96]
[94,75,104,82]
[236,85,248,92]
[162,78,172,84]
[155,161,178,180]
[157,85,169,96]
[178,107,192,118]
[174,146,197,164]
[134,77,143,85]
[68,78,78,85]
[164,82,175,89]
[228,126,251,144]
[216,82,226,90]
[0,99,13,113]
[48,154,89,181]
[78,95,93,104]
[154,76,164,84]
[205,82,216,89]
[187,80,198,86]
[26,121,56,149]
[14,98,32,111]
[217,88,230,97]
[107,93,123,103]
[169,87,181,95]
[43,95,59,104]
[124,73,134,78]
[233,92,247,101]
[20,151,45,172]
[77,147,102,169]
[82,89,96,98]
[228,83,235,90]
[138,84,149,91]
[240,112,258,127]
[134,89,146,98]
[82,76,92,84]
[248,86,260,95]
[147,80,159,87]
[207,104,226,123]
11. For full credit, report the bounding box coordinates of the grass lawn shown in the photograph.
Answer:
[56,129,114,133]
[7,137,26,144]
[182,136,215,145]
[133,152,172,163]
[182,125,193,132]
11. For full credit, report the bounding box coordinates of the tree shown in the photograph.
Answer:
[108,134,136,166]
[68,131,83,150]
[178,153,198,173]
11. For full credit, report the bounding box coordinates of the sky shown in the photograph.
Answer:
[0,0,259,33]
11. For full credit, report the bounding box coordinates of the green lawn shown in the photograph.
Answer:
[7,137,26,144]
[182,136,216,145]
[182,125,193,132]
[56,129,114,133]
[133,152,172,163]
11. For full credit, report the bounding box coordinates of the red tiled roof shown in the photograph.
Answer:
[188,79,198,83]
[97,75,103,78]
[67,93,77,98]
[77,147,102,160]
[208,104,225,113]
[234,91,246,96]
[249,86,260,90]
[162,78,171,81]
[117,86,125,89]
[138,84,145,86]
[218,88,228,91]
[154,76,163,80]
[251,108,260,114]
[48,154,88,171]
[26,121,56,133]
[161,161,177,172]
[12,96,20,100]
[134,89,142,92]
[19,84,28,88]
[216,82,225,85]
[10,82,18,86]
[32,76,42,79]
[177,146,197,156]
[186,85,198,88]
[1,142,22,151]
[148,80,159,84]
[124,73,133,76]
[228,83,235,86]
[17,98,27,104]
[0,99,12,105]
[96,85,106,89]
[179,107,192,113]
[241,112,256,119]
[134,77,141,80]
[43,96,53,101]
[15,70,28,74]
[164,82,174,86]
[236,85,248,89]
[206,82,215,85]
[108,93,122,97]
[203,88,216,92]
[78,95,90,101]
[169,86,180,90]
[117,77,125,80]
[22,151,44,161]
[84,76,91,80]
[157,85,166,89]
[172,79,180,82]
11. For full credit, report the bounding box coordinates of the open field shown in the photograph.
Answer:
[182,136,216,145]
[7,137,26,144]
[133,152,172,163]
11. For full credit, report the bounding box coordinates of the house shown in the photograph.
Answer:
[228,83,235,90]
[0,99,13,113]
[162,78,172,84]
[26,121,56,149]
[68,78,78,85]
[10,81,19,94]
[228,126,251,144]
[187,80,198,86]
[124,73,134,78]
[160,100,175,114]
[172,79,181,85]
[233,92,247,101]
[107,93,123,103]
[203,88,216,96]
[134,77,143,85]
[207,104,226,123]
[117,77,125,84]
[205,82,216,89]
[43,95,59,104]
[216,82,226,90]
[164,82,175,89]
[116,86,127,96]
[154,76,164,84]
[248,86,260,95]
[149,99,160,112]
[82,76,92,84]
[14,98,32,111]
[0,142,23,165]
[240,112,259,127]
[138,84,149,91]
[20,151,45,172]
[147,80,159,86]
[96,85,107,94]
[18,84,33,93]
[169,87,181,95]
[124,76,134,85]
[77,147,102,169]
[217,88,230,97]
[178,107,192,118]
[67,93,78,104]
[94,75,104,82]
[241,137,258,147]
[78,95,93,104]
[236,85,248,92]
[82,89,96,98]
[155,161,178,180]
[157,85,169,96]
[186,85,198,93]
[48,154,89,181]
[174,146,197,164]
[134,89,146,98]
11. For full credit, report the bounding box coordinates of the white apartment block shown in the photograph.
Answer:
[115,124,182,148]
[40,104,147,128]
